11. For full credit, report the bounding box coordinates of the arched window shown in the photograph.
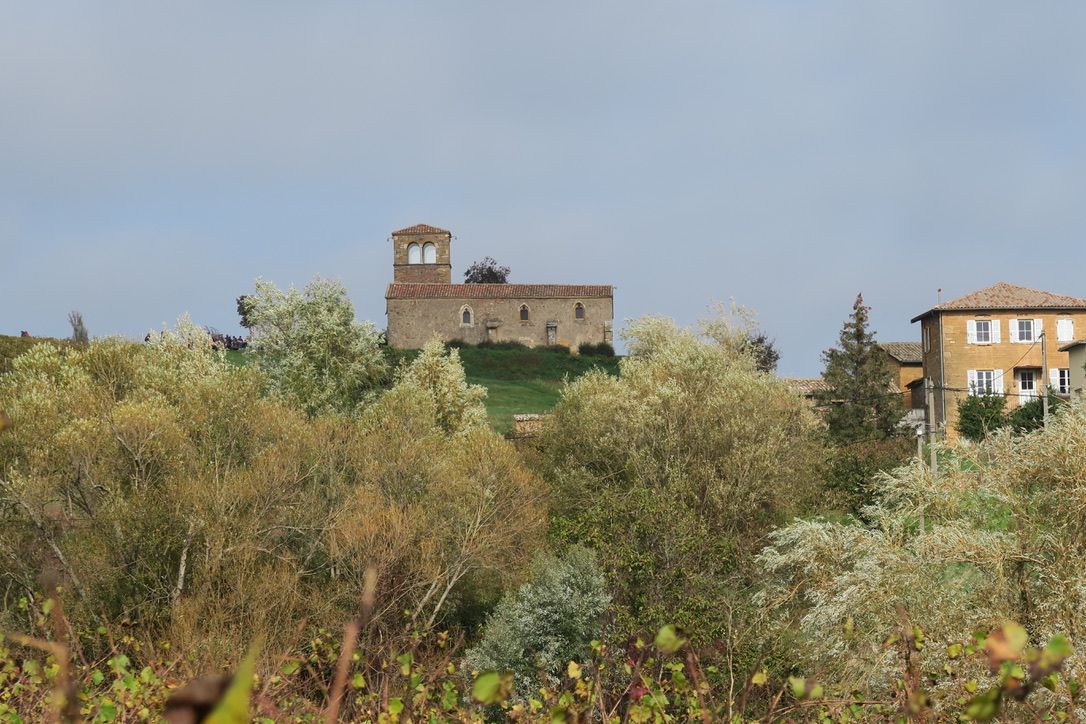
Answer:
[407,243,421,264]
[461,306,474,326]
[422,242,436,264]
[574,303,585,320]
[519,304,530,321]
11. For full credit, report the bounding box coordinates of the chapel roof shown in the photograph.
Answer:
[385,283,613,300]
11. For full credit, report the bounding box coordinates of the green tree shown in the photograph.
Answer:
[1009,389,1064,434]
[463,257,510,284]
[816,294,903,442]
[236,294,255,329]
[243,276,387,415]
[539,315,823,650]
[956,392,1008,441]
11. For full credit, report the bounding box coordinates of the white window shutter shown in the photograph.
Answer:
[993,370,1005,394]
[991,320,1002,343]
[967,369,978,394]
[1009,319,1019,343]
[1050,368,1060,389]
[967,320,977,344]
[1034,319,1043,339]
[1057,318,1073,342]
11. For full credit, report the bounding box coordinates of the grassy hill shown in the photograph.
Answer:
[5,337,619,433]
[225,343,620,433]
[390,344,620,433]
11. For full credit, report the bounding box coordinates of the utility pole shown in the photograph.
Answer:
[925,377,938,477]
[1041,331,1050,428]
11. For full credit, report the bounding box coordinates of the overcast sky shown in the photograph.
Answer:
[4,2,1086,375]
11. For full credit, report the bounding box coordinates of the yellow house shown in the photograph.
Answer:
[911,282,1086,441]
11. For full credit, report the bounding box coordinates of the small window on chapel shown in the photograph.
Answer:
[462,307,473,326]
[407,243,421,264]
[520,305,530,321]
[574,303,585,320]
[423,242,436,264]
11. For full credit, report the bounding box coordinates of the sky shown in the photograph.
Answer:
[4,2,1086,376]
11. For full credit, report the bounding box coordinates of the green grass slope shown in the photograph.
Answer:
[391,345,621,433]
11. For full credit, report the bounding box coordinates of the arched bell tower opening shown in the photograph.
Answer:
[391,224,452,283]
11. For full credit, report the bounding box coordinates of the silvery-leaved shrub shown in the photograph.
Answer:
[466,546,609,698]
[244,275,387,416]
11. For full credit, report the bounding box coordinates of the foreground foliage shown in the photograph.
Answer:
[759,406,1086,717]
[0,330,545,680]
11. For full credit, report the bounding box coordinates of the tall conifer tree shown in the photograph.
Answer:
[817,294,903,442]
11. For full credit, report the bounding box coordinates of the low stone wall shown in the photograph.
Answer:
[510,413,551,438]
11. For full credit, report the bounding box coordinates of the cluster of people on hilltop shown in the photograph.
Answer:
[19,330,31,337]
[141,331,248,351]
[211,333,247,351]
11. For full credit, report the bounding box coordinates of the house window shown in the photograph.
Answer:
[519,305,529,322]
[1057,318,1075,342]
[407,243,421,264]
[1057,368,1072,394]
[460,306,473,326]
[1017,319,1035,342]
[971,370,995,395]
[574,303,585,320]
[423,242,436,264]
[923,326,930,353]
[975,320,991,343]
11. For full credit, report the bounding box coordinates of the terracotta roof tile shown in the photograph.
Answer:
[386,283,613,300]
[880,341,923,364]
[391,223,451,236]
[912,282,1086,322]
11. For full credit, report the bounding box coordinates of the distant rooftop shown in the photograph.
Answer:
[912,282,1086,322]
[391,223,451,236]
[880,341,923,364]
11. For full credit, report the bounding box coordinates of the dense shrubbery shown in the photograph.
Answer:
[0,327,544,681]
[5,303,1086,721]
[538,314,823,662]
[576,341,614,356]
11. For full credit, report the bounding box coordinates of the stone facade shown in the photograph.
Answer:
[912,283,1086,441]
[384,224,614,350]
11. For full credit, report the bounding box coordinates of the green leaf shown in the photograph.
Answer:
[789,676,807,700]
[206,641,260,724]
[279,660,300,676]
[387,697,404,714]
[550,706,568,723]
[96,699,118,722]
[751,669,768,686]
[964,687,1001,721]
[472,671,509,705]
[654,625,685,655]
[396,652,413,676]
[91,670,105,686]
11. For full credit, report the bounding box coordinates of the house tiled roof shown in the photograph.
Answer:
[783,377,901,397]
[911,282,1086,322]
[391,223,451,236]
[783,378,831,396]
[1059,339,1086,352]
[386,283,613,300]
[880,341,923,364]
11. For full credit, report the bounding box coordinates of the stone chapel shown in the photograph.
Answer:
[384,224,614,350]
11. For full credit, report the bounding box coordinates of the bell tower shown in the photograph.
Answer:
[391,224,453,284]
